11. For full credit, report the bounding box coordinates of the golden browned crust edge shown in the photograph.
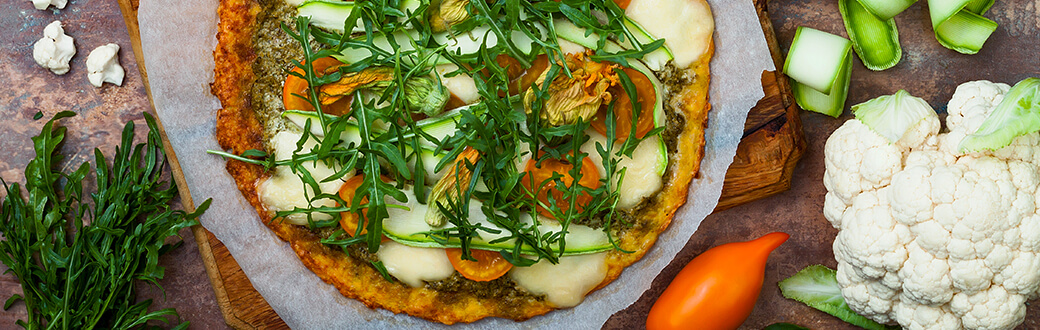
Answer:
[211,0,712,323]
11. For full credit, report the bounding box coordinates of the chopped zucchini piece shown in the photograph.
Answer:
[783,27,853,94]
[840,0,902,71]
[963,0,995,15]
[856,0,917,20]
[790,54,853,117]
[928,0,997,54]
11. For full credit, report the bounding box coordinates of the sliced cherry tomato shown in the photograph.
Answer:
[337,175,389,242]
[445,248,513,282]
[522,154,601,219]
[283,57,353,116]
[494,54,549,95]
[613,0,632,9]
[591,67,657,142]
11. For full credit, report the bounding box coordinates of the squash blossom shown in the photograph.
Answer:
[426,148,480,227]
[524,52,620,127]
[320,67,449,116]
[429,0,470,32]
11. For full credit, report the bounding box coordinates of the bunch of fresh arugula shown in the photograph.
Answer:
[0,112,210,329]
[219,0,665,267]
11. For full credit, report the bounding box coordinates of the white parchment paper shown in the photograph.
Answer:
[139,0,773,328]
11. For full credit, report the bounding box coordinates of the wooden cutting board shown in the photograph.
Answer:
[117,0,804,328]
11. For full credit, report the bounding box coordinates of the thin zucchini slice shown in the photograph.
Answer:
[333,30,423,65]
[790,54,853,117]
[783,27,853,94]
[620,18,673,71]
[840,0,902,71]
[553,18,601,50]
[298,0,423,33]
[857,0,917,20]
[928,0,997,54]
[432,25,539,57]
[283,104,480,149]
[297,0,358,33]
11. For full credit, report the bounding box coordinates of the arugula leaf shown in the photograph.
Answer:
[0,112,210,329]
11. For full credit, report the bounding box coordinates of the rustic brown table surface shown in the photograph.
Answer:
[1,0,1038,329]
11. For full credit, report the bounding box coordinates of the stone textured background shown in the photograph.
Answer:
[1,0,1038,329]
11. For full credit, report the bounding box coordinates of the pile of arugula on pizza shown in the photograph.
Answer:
[212,0,713,324]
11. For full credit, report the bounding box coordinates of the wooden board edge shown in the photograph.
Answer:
[191,227,256,330]
[116,1,263,328]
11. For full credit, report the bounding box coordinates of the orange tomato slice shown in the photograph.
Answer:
[522,155,601,219]
[283,57,353,116]
[337,175,389,242]
[445,248,513,281]
[591,66,657,142]
[491,54,550,96]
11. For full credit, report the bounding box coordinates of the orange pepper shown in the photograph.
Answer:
[646,232,790,330]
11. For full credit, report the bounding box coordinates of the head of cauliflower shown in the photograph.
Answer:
[823,80,1040,330]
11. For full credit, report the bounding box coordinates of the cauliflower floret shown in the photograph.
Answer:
[30,0,67,10]
[823,120,905,228]
[32,21,76,75]
[946,81,1010,135]
[837,262,899,324]
[949,286,1027,330]
[893,300,962,330]
[85,43,124,87]
[825,81,1040,330]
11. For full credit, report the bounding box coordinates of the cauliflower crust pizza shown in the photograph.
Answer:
[212,0,714,323]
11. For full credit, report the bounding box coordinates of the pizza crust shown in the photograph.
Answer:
[212,0,712,323]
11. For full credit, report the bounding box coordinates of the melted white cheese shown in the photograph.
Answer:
[557,38,588,55]
[258,131,350,225]
[435,64,481,104]
[582,131,664,209]
[376,240,455,287]
[625,0,713,68]
[509,253,607,307]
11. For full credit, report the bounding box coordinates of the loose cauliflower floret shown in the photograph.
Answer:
[32,21,76,75]
[825,81,1040,330]
[30,0,67,10]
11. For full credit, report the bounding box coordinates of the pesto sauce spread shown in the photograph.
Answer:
[252,0,306,142]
